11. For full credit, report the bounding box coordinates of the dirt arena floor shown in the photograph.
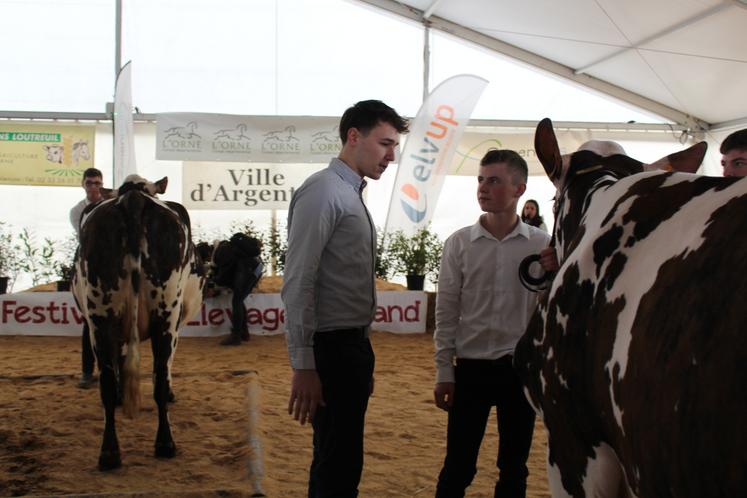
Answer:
[0,331,551,497]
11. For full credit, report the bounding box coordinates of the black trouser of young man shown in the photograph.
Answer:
[436,355,535,498]
[81,322,95,375]
[229,260,259,339]
[308,327,375,498]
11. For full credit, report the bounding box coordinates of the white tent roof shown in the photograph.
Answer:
[361,0,747,132]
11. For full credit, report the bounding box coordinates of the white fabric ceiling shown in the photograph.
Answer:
[361,0,747,132]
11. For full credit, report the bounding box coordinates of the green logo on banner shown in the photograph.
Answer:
[0,132,62,142]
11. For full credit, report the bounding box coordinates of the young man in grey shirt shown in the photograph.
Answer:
[282,100,408,497]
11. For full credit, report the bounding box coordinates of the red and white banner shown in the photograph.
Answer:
[0,291,427,336]
[384,74,488,236]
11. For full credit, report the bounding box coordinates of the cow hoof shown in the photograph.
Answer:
[155,442,176,459]
[98,452,122,471]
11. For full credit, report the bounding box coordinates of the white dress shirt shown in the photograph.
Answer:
[434,216,551,383]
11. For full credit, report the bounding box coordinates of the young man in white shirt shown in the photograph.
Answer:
[69,167,104,389]
[283,100,409,497]
[721,128,747,177]
[433,149,551,498]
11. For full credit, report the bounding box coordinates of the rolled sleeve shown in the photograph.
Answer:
[433,236,462,383]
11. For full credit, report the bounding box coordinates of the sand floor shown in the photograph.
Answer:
[0,332,550,497]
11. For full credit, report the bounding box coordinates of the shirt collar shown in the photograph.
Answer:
[469,215,530,242]
[330,157,367,193]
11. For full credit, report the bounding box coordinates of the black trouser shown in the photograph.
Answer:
[436,356,535,498]
[81,322,95,375]
[308,328,375,498]
[229,262,258,337]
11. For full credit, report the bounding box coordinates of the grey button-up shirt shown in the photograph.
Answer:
[282,158,377,370]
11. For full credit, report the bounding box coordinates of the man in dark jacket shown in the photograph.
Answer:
[211,233,263,345]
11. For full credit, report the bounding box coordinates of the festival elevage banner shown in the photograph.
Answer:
[0,123,95,186]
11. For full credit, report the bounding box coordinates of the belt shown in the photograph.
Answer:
[315,327,369,342]
[456,355,513,367]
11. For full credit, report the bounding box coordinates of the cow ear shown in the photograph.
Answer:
[155,177,168,194]
[535,118,563,182]
[644,141,707,173]
[100,187,116,200]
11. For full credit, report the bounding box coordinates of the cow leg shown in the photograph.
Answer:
[94,326,123,470]
[151,331,176,458]
[546,441,629,498]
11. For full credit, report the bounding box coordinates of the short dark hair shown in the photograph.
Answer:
[82,167,103,179]
[720,128,747,154]
[480,149,528,184]
[339,100,409,144]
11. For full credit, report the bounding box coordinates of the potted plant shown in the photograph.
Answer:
[387,226,443,290]
[0,222,19,294]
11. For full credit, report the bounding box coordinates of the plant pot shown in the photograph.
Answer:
[0,276,8,295]
[406,274,425,291]
[57,280,71,292]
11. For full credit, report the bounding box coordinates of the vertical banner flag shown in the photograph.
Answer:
[113,61,135,188]
[384,74,488,236]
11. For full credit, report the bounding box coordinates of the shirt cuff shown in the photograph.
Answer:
[289,346,316,370]
[436,365,455,384]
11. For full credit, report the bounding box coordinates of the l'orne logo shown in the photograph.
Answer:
[162,121,202,152]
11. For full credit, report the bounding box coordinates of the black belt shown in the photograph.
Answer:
[315,327,368,342]
[456,355,513,367]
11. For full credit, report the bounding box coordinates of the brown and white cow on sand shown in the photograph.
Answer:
[514,118,747,497]
[72,174,205,470]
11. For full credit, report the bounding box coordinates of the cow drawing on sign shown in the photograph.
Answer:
[72,140,91,166]
[214,123,251,141]
[72,174,205,470]
[163,121,201,141]
[514,118,747,498]
[43,144,64,164]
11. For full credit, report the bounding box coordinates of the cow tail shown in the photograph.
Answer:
[120,191,145,419]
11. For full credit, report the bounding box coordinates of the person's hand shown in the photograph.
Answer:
[288,369,325,425]
[539,246,560,273]
[434,382,455,411]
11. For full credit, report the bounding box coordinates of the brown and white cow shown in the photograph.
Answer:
[514,118,747,497]
[72,174,205,470]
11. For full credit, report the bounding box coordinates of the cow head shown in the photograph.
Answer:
[535,118,707,262]
[117,175,168,197]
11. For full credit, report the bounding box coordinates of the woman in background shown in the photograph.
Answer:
[521,199,547,232]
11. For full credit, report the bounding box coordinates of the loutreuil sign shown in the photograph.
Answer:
[0,291,427,336]
[156,113,342,163]
[182,162,323,210]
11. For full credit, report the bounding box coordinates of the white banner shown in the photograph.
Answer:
[113,61,136,187]
[156,113,343,163]
[449,128,689,177]
[385,74,488,236]
[0,291,427,336]
[182,162,324,210]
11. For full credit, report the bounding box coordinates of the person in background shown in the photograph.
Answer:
[211,233,264,346]
[720,128,747,177]
[520,199,547,232]
[69,167,104,389]
[282,100,409,498]
[433,150,551,498]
